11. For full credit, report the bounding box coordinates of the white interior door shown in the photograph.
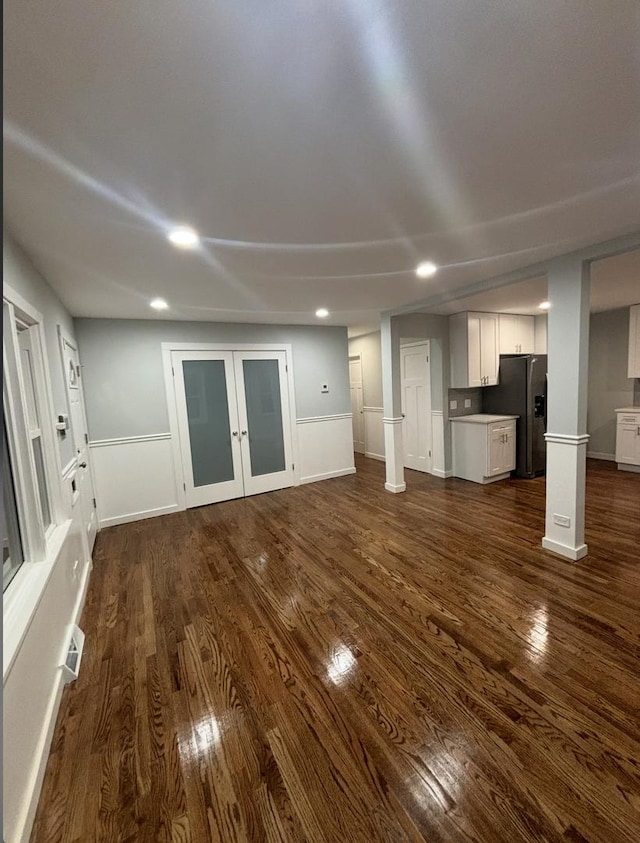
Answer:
[349,355,364,454]
[61,334,98,555]
[401,342,432,473]
[172,351,245,507]
[233,351,294,496]
[173,349,294,507]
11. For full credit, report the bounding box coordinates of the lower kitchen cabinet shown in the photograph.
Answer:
[451,414,518,484]
[615,408,640,471]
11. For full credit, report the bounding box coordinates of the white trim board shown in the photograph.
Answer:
[300,467,356,484]
[99,504,181,529]
[296,413,352,424]
[90,433,172,447]
[587,451,615,461]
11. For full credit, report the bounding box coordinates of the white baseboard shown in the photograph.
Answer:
[364,451,385,462]
[431,468,453,478]
[385,482,407,493]
[587,451,615,461]
[542,537,588,561]
[617,463,640,473]
[300,467,356,485]
[100,504,180,529]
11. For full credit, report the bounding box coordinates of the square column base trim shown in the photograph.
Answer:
[544,433,590,445]
[385,482,407,493]
[542,537,588,561]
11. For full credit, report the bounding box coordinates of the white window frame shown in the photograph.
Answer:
[3,283,70,679]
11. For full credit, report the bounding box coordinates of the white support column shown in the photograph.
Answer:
[381,313,406,493]
[542,257,590,561]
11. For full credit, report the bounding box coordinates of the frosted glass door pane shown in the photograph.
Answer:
[183,360,234,487]
[243,360,286,477]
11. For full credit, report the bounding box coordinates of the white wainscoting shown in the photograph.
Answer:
[431,411,451,478]
[363,406,385,461]
[89,434,179,528]
[296,414,356,484]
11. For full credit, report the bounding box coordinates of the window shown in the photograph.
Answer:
[17,323,52,531]
[2,416,24,590]
[2,294,60,592]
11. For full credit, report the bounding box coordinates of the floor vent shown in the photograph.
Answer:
[61,624,85,683]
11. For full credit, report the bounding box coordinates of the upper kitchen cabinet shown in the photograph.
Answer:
[449,312,500,388]
[498,314,535,354]
[628,304,640,378]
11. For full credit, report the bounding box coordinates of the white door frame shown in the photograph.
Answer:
[161,342,299,511]
[400,340,432,474]
[57,326,99,558]
[348,352,365,454]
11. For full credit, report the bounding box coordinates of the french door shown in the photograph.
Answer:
[172,350,294,508]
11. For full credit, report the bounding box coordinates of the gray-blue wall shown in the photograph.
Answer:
[74,318,350,441]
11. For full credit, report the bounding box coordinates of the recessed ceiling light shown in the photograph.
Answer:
[150,298,169,310]
[316,308,329,318]
[538,301,551,311]
[167,226,200,249]
[416,260,438,279]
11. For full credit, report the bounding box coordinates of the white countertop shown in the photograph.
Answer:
[615,407,640,413]
[450,414,519,424]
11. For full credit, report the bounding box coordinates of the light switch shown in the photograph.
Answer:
[450,399,458,410]
[321,383,329,393]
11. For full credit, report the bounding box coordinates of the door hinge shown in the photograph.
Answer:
[92,497,97,508]
[76,365,81,377]
[429,450,431,457]
[172,366,175,376]
[84,432,89,444]
[285,364,288,373]
[292,463,295,470]
[183,482,186,491]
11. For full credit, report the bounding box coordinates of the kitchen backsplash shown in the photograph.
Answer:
[448,387,483,417]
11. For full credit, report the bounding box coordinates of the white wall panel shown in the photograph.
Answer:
[363,407,384,461]
[90,435,179,527]
[296,415,356,483]
[431,411,450,478]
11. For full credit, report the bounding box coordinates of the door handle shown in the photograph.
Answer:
[241,430,248,436]
[232,431,238,437]
[79,461,87,468]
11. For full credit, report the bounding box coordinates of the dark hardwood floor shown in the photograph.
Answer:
[31,457,640,843]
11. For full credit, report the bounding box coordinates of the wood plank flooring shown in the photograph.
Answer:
[30,457,640,843]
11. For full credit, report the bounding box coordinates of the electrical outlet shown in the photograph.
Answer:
[553,514,571,528]
[464,398,471,408]
[450,399,458,410]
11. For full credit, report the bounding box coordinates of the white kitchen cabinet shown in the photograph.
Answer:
[615,408,640,470]
[499,314,535,355]
[451,414,517,484]
[449,312,500,388]
[628,305,640,378]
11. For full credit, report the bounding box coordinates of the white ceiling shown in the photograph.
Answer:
[4,1,640,327]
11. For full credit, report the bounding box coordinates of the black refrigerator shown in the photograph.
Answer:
[482,354,547,478]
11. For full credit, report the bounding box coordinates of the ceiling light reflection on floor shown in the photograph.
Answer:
[327,643,358,686]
